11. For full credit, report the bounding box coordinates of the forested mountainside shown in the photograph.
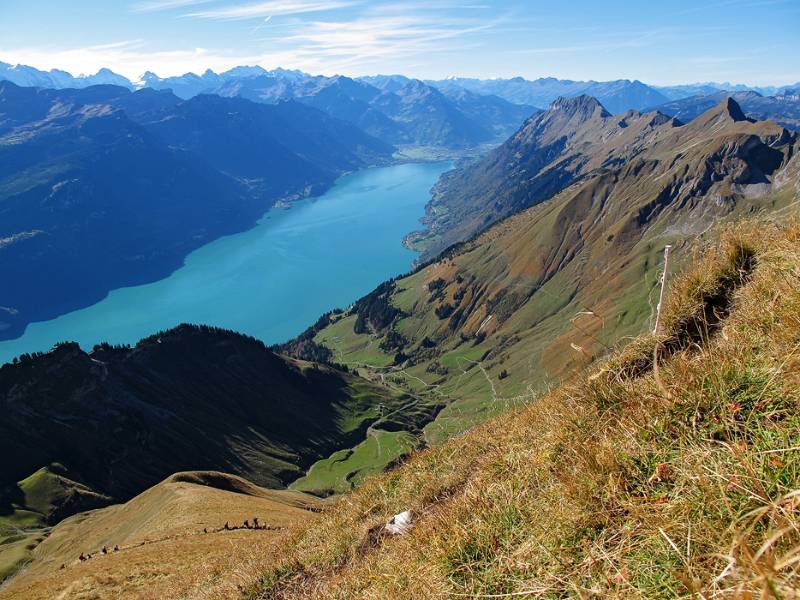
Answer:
[409,96,796,260]
[0,81,392,341]
[282,98,798,446]
[0,324,410,501]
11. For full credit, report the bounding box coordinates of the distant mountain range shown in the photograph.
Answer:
[211,73,531,148]
[0,81,392,340]
[426,76,671,114]
[4,60,797,149]
[0,63,533,149]
[0,61,132,89]
[650,89,800,131]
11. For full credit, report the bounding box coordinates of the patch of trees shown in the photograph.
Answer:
[92,342,131,352]
[380,329,408,353]
[272,309,344,364]
[435,302,455,319]
[420,336,436,349]
[139,323,269,351]
[448,307,465,331]
[427,278,447,303]
[393,351,409,365]
[486,289,527,324]
[353,281,404,334]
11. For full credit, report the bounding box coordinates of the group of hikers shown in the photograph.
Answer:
[75,545,119,563]
[69,517,268,566]
[220,517,270,531]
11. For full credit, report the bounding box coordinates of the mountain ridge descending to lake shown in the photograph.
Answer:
[0,81,393,342]
[283,97,798,442]
[407,95,797,260]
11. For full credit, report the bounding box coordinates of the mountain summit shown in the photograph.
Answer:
[549,94,610,119]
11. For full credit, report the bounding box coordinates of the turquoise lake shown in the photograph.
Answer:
[0,161,450,365]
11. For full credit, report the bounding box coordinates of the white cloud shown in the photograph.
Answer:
[0,3,502,79]
[132,0,214,13]
[185,0,355,20]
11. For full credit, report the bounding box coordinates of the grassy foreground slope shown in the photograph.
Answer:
[293,98,799,445]
[252,219,800,599]
[1,472,319,600]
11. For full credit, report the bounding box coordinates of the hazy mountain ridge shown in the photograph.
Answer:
[426,76,670,113]
[212,73,527,149]
[0,61,132,90]
[431,75,800,108]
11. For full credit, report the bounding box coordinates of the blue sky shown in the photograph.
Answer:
[1,0,798,85]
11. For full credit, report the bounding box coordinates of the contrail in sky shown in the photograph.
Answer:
[252,16,273,35]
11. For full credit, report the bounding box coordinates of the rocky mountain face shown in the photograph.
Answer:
[651,90,800,131]
[0,82,392,341]
[0,324,404,501]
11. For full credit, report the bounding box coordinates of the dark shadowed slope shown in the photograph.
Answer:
[0,324,407,502]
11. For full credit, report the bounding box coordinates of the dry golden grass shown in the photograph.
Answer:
[0,473,319,600]
[248,220,800,599]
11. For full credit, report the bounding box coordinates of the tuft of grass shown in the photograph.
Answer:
[248,220,800,599]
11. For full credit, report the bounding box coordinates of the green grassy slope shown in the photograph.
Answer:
[0,465,110,582]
